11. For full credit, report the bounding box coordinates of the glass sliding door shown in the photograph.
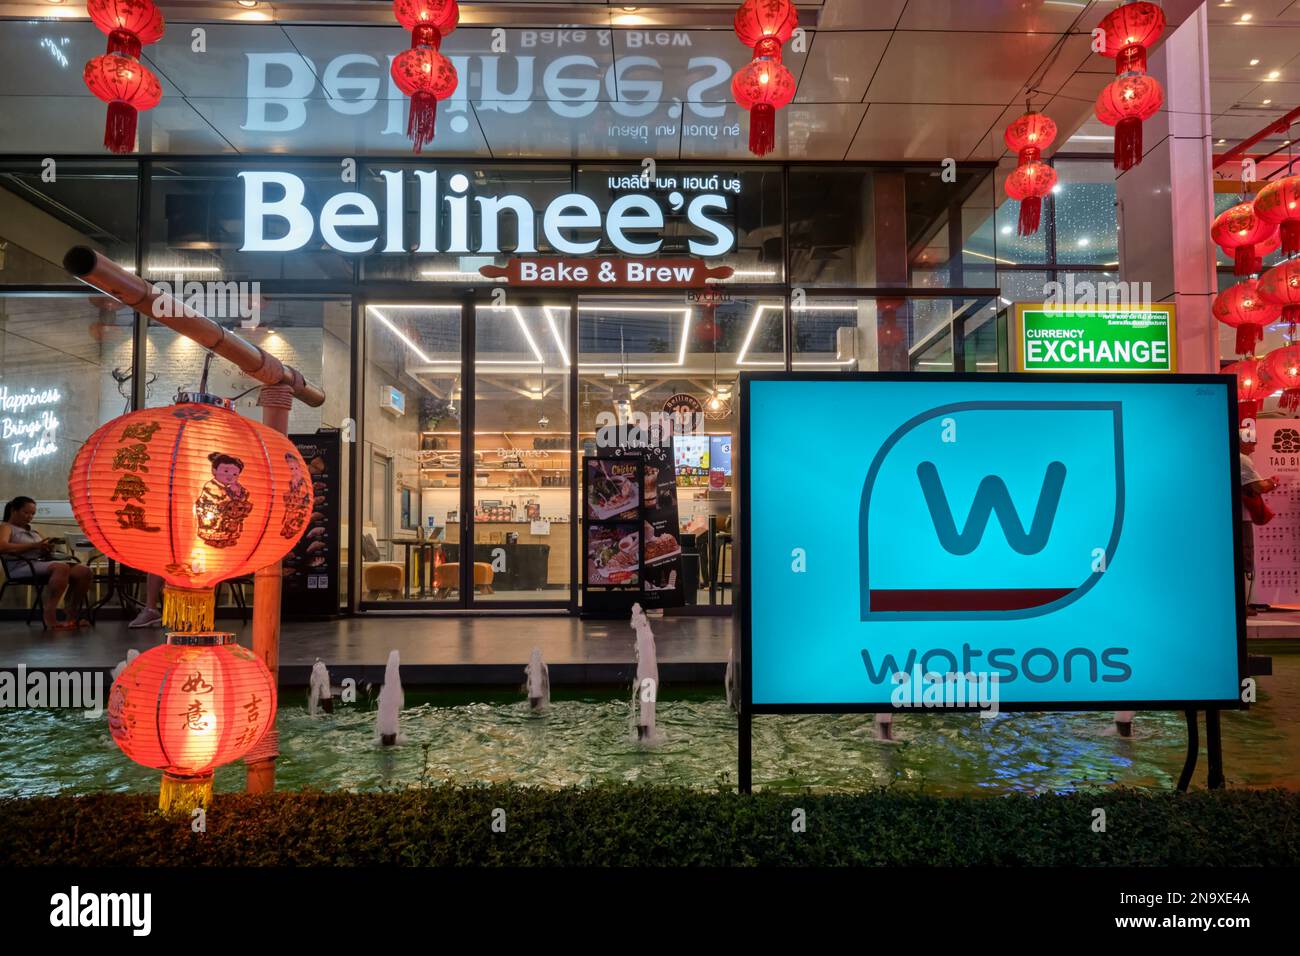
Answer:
[469,297,574,606]
[361,301,463,606]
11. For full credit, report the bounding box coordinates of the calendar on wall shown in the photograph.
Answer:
[1251,419,1300,606]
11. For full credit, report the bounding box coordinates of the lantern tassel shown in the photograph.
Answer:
[162,585,216,633]
[1283,389,1300,414]
[159,772,214,815]
[107,30,142,59]
[1239,400,1260,424]
[1114,116,1143,171]
[1236,324,1263,356]
[406,91,438,153]
[749,103,776,157]
[104,100,138,155]
[1281,221,1300,258]
[1233,245,1261,278]
[1017,196,1043,237]
[412,24,440,49]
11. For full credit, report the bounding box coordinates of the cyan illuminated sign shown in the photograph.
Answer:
[742,374,1245,710]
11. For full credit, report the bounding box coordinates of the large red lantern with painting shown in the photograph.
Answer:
[1258,258,1300,329]
[731,54,796,157]
[1213,201,1280,278]
[1255,175,1300,257]
[1004,111,1057,163]
[68,396,313,631]
[83,54,161,154]
[1096,0,1165,74]
[108,634,277,812]
[392,0,459,151]
[1004,161,1058,237]
[1223,356,1277,423]
[733,0,798,57]
[391,46,458,153]
[87,0,164,57]
[1095,72,1163,171]
[1264,344,1300,412]
[1213,279,1283,356]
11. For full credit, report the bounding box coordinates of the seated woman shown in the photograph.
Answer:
[0,496,93,630]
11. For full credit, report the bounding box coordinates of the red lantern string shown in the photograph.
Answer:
[1093,1,1165,171]
[1258,259,1300,332]
[732,0,798,157]
[1223,357,1275,423]
[1255,175,1300,258]
[86,0,164,58]
[391,0,460,152]
[83,54,162,154]
[1003,111,1058,236]
[1212,201,1280,278]
[1213,278,1283,357]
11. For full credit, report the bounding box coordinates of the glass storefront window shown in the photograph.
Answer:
[0,294,135,609]
[1053,159,1120,266]
[0,161,138,284]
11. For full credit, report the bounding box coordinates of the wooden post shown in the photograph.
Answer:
[245,384,294,793]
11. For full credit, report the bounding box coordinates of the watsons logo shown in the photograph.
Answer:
[863,645,1132,689]
[243,41,733,136]
[240,170,735,258]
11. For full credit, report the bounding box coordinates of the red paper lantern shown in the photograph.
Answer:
[108,634,276,810]
[393,0,458,49]
[1258,259,1300,329]
[1212,201,1280,278]
[731,55,795,157]
[391,46,458,153]
[1095,72,1163,172]
[68,398,313,628]
[83,54,161,154]
[1223,356,1276,422]
[733,0,798,58]
[1255,175,1300,258]
[1264,344,1300,412]
[87,0,164,57]
[1004,111,1057,164]
[1004,161,1058,237]
[1096,1,1165,74]
[1213,279,1283,356]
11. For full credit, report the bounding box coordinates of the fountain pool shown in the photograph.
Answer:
[1,653,1296,798]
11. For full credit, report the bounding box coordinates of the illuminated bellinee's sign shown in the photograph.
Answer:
[239,170,737,258]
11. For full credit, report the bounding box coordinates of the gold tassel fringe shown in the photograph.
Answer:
[158,772,214,815]
[162,585,216,633]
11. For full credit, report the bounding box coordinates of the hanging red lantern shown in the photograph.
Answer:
[1004,161,1058,237]
[83,54,161,154]
[1255,175,1300,258]
[68,397,314,630]
[1223,357,1276,423]
[1004,111,1057,164]
[733,0,798,58]
[1264,344,1300,412]
[391,46,458,153]
[1213,279,1283,356]
[731,54,796,157]
[87,0,164,57]
[108,634,277,812]
[1096,1,1166,74]
[1212,201,1280,277]
[393,0,458,49]
[1095,72,1163,171]
[1258,259,1300,329]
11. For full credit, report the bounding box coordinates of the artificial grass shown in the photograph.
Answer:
[1,786,1295,867]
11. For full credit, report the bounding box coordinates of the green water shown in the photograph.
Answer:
[2,654,1297,797]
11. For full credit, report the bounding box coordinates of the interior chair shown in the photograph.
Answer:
[432,562,495,599]
[0,553,94,626]
[360,530,405,600]
[712,514,734,605]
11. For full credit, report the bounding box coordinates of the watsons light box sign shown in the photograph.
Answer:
[239,169,736,258]
[1015,304,1177,373]
[740,374,1246,711]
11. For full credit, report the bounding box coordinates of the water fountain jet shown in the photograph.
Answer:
[525,647,550,710]
[377,650,403,746]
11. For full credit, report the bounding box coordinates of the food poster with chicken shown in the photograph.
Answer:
[283,430,341,615]
[1250,419,1300,606]
[585,456,643,595]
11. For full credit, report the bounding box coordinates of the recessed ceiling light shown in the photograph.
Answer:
[1077,237,1091,247]
[1217,138,1227,145]
[44,0,65,4]
[1263,98,1273,105]
[1250,59,1260,66]
[1000,225,1012,235]
[1267,70,1281,80]
[237,0,258,6]
[1240,13,1253,21]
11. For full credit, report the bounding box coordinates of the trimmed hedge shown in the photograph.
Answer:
[1,786,1296,866]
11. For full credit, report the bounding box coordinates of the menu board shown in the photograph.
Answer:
[1251,419,1300,606]
[582,419,686,615]
[283,429,341,616]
